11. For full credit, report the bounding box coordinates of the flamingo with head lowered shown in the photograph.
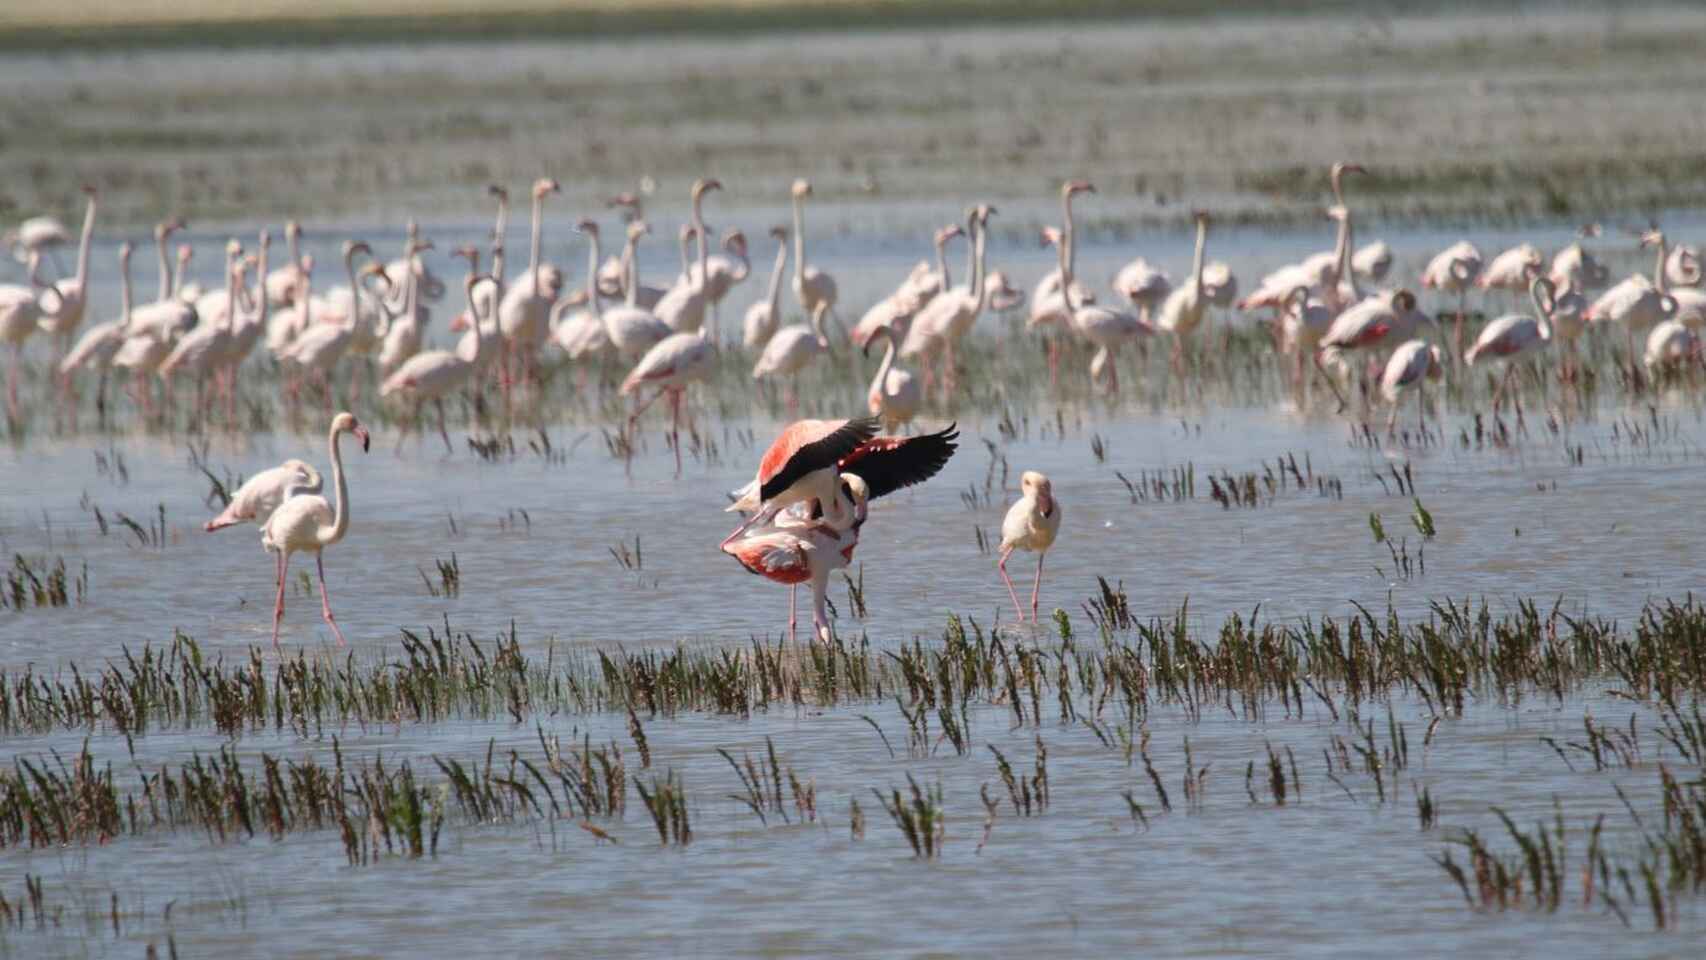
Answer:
[260,411,370,652]
[205,459,323,532]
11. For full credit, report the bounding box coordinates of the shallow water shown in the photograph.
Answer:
[6,154,1706,960]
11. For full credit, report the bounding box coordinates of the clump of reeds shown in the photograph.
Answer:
[419,553,461,597]
[2,554,85,609]
[635,770,691,846]
[875,774,944,859]
[719,737,816,826]
[988,736,1049,816]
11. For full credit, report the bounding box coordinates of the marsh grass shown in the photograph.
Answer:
[875,774,943,860]
[2,555,85,609]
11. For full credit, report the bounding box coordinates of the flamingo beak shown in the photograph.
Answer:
[355,426,371,452]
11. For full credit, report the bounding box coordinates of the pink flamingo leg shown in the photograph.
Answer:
[271,550,288,654]
[316,552,348,647]
[669,388,683,477]
[1030,551,1046,622]
[788,583,798,645]
[997,546,1026,622]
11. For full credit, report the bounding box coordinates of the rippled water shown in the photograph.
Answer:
[3,208,1705,956]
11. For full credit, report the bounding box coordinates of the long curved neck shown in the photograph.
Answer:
[528,193,544,289]
[1062,191,1077,278]
[173,253,189,297]
[155,230,172,302]
[222,249,240,331]
[254,245,269,330]
[871,329,897,395]
[297,265,311,329]
[1340,214,1361,302]
[585,235,603,320]
[692,193,709,286]
[1530,285,1553,340]
[1190,219,1207,296]
[72,194,96,288]
[623,236,641,308]
[119,252,133,326]
[961,223,976,291]
[1055,235,1075,311]
[791,195,806,282]
[765,238,787,311]
[344,249,364,330]
[471,279,498,367]
[968,219,988,315]
[729,238,750,280]
[1652,235,1669,292]
[320,426,352,546]
[287,230,301,278]
[678,229,693,279]
[935,234,952,289]
[492,199,509,281]
[1330,212,1350,286]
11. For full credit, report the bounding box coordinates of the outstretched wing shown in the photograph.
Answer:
[838,423,958,501]
[758,416,880,502]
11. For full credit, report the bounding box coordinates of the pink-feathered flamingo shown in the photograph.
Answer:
[260,411,369,652]
[620,324,716,477]
[1379,339,1444,437]
[205,459,323,531]
[724,416,882,541]
[1466,275,1557,420]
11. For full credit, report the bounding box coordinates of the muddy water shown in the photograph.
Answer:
[3,208,1706,956]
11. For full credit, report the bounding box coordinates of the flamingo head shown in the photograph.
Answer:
[486,184,508,202]
[343,240,373,260]
[285,220,301,240]
[936,224,965,246]
[693,177,723,199]
[769,224,788,241]
[1063,179,1095,198]
[451,244,480,266]
[1039,226,1063,249]
[839,474,871,527]
[1021,471,1054,516]
[118,241,132,262]
[628,220,651,242]
[723,229,747,255]
[1193,209,1210,225]
[331,412,371,452]
[575,218,599,236]
[791,179,812,199]
[409,238,434,257]
[533,178,561,199]
[81,184,98,197]
[225,238,244,260]
[607,191,640,209]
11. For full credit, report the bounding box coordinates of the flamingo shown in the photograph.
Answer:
[265,221,308,307]
[1112,257,1171,324]
[1466,275,1558,419]
[902,205,996,394]
[159,239,243,417]
[1477,243,1545,300]
[619,323,715,477]
[283,242,397,411]
[743,226,790,350]
[1549,226,1610,294]
[497,177,564,390]
[752,302,831,413]
[789,179,839,329]
[35,186,98,363]
[549,221,615,363]
[1379,340,1444,437]
[380,271,492,453]
[58,242,136,418]
[1317,232,1434,413]
[1421,239,1483,361]
[1046,226,1149,395]
[205,459,323,531]
[376,258,427,377]
[725,416,882,540]
[998,470,1061,623]
[854,224,961,350]
[596,191,642,297]
[1029,181,1095,382]
[1586,234,1679,385]
[216,232,273,423]
[260,411,370,652]
[601,222,672,359]
[725,425,958,643]
[1155,210,1215,373]
[1665,242,1701,290]
[1352,240,1394,285]
[654,178,723,334]
[864,315,921,431]
[1280,284,1337,399]
[1239,162,1366,314]
[690,228,750,337]
[381,221,445,312]
[1644,229,1706,329]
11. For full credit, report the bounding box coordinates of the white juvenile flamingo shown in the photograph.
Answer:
[1028,181,1095,383]
[864,315,921,431]
[283,242,397,411]
[752,302,831,412]
[1645,320,1699,376]
[216,233,272,424]
[743,226,790,350]
[3,214,70,264]
[1586,233,1678,384]
[789,179,839,328]
[549,221,615,363]
[654,178,723,334]
[380,271,492,453]
[159,239,243,416]
[998,470,1061,623]
[58,242,135,416]
[902,205,995,393]
[35,186,98,362]
[205,458,323,531]
[260,411,370,652]
[595,221,671,360]
[1466,275,1557,419]
[1421,239,1483,361]
[1379,340,1444,437]
[1477,243,1545,300]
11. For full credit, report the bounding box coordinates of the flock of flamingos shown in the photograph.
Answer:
[3,161,1703,644]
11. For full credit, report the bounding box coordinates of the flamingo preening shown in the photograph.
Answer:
[998,470,1061,623]
[864,315,921,431]
[620,320,716,477]
[205,459,324,531]
[260,411,370,652]
[1379,339,1444,437]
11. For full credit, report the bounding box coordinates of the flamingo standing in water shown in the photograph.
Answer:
[724,425,958,643]
[1421,239,1482,362]
[1029,181,1095,383]
[620,320,716,477]
[743,226,790,350]
[1379,340,1444,437]
[1155,210,1215,374]
[998,470,1061,623]
[902,205,996,394]
[36,186,98,366]
[205,459,323,531]
[654,178,724,334]
[789,179,839,330]
[864,315,921,431]
[1466,275,1556,421]
[497,178,563,392]
[58,243,136,419]
[1477,243,1545,303]
[853,224,960,349]
[725,416,882,541]
[380,271,491,453]
[601,222,672,359]
[260,411,370,652]
[1046,226,1149,395]
[753,301,832,412]
[1586,232,1679,388]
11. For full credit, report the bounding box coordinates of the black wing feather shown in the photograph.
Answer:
[839,423,959,501]
[759,416,881,502]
